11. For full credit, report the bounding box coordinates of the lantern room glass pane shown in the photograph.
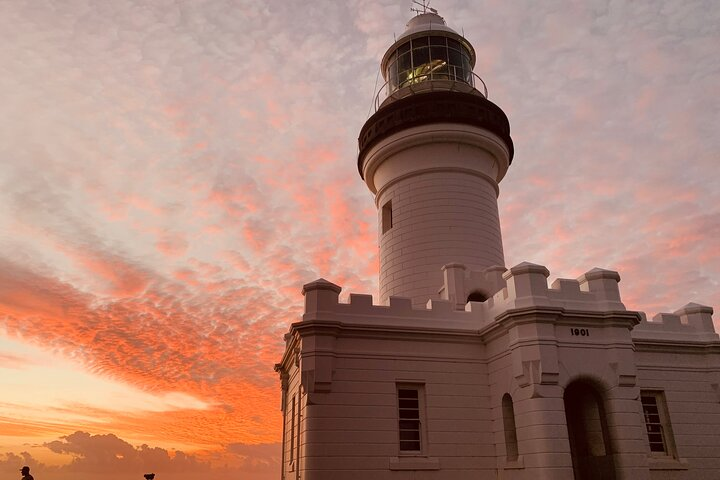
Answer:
[465,68,473,84]
[463,55,472,83]
[448,48,462,67]
[398,69,410,87]
[388,60,398,91]
[447,38,461,51]
[398,52,411,72]
[430,36,446,46]
[412,36,428,47]
[412,46,430,66]
[430,46,447,63]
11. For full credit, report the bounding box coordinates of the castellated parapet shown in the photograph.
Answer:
[295,261,718,343]
[632,303,718,342]
[298,262,637,332]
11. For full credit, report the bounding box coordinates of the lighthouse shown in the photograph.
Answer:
[358,11,513,307]
[275,7,720,480]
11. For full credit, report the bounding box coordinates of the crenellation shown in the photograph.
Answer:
[633,302,718,341]
[302,261,640,330]
[388,296,413,311]
[473,263,633,316]
[676,303,716,332]
[550,278,581,294]
[348,293,374,312]
[578,268,623,305]
[302,276,488,329]
[426,298,454,314]
[500,262,552,309]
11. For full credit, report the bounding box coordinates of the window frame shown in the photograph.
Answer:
[381,200,393,234]
[289,395,296,466]
[396,384,427,456]
[641,390,677,458]
[502,393,519,461]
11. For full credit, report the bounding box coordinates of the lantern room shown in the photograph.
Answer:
[376,12,485,108]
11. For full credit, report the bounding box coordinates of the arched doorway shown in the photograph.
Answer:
[564,382,616,480]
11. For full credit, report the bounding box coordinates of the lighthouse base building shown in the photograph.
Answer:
[275,11,720,480]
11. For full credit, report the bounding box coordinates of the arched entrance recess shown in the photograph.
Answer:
[563,381,617,480]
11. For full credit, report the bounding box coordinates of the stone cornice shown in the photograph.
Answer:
[632,338,720,354]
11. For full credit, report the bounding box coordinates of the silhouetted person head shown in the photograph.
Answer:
[20,466,34,480]
[143,474,155,480]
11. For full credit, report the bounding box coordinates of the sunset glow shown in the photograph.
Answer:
[1,1,719,479]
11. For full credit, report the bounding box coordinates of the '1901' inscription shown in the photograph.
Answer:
[570,328,590,337]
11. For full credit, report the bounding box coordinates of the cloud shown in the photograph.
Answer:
[0,352,36,369]
[0,432,279,480]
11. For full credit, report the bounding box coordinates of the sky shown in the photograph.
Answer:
[0,0,718,478]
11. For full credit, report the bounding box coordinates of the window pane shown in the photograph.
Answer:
[432,63,449,79]
[399,409,419,419]
[399,398,418,408]
[400,441,420,451]
[462,55,471,72]
[397,42,410,54]
[412,36,428,47]
[448,48,463,67]
[430,36,446,46]
[398,69,410,87]
[399,430,420,441]
[398,389,418,399]
[412,46,430,67]
[447,38,461,51]
[399,420,419,430]
[398,52,411,72]
[430,46,448,63]
[388,61,398,90]
[462,55,473,83]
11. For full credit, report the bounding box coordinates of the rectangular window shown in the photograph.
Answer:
[641,391,675,456]
[289,396,296,464]
[382,200,393,234]
[398,387,422,452]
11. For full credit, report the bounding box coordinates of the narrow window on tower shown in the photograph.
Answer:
[382,200,393,234]
[641,391,677,457]
[289,395,296,466]
[397,385,424,453]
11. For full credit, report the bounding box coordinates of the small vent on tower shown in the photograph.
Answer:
[382,200,393,234]
[467,291,487,303]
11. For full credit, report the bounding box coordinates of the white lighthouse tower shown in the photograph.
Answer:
[358,10,513,307]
